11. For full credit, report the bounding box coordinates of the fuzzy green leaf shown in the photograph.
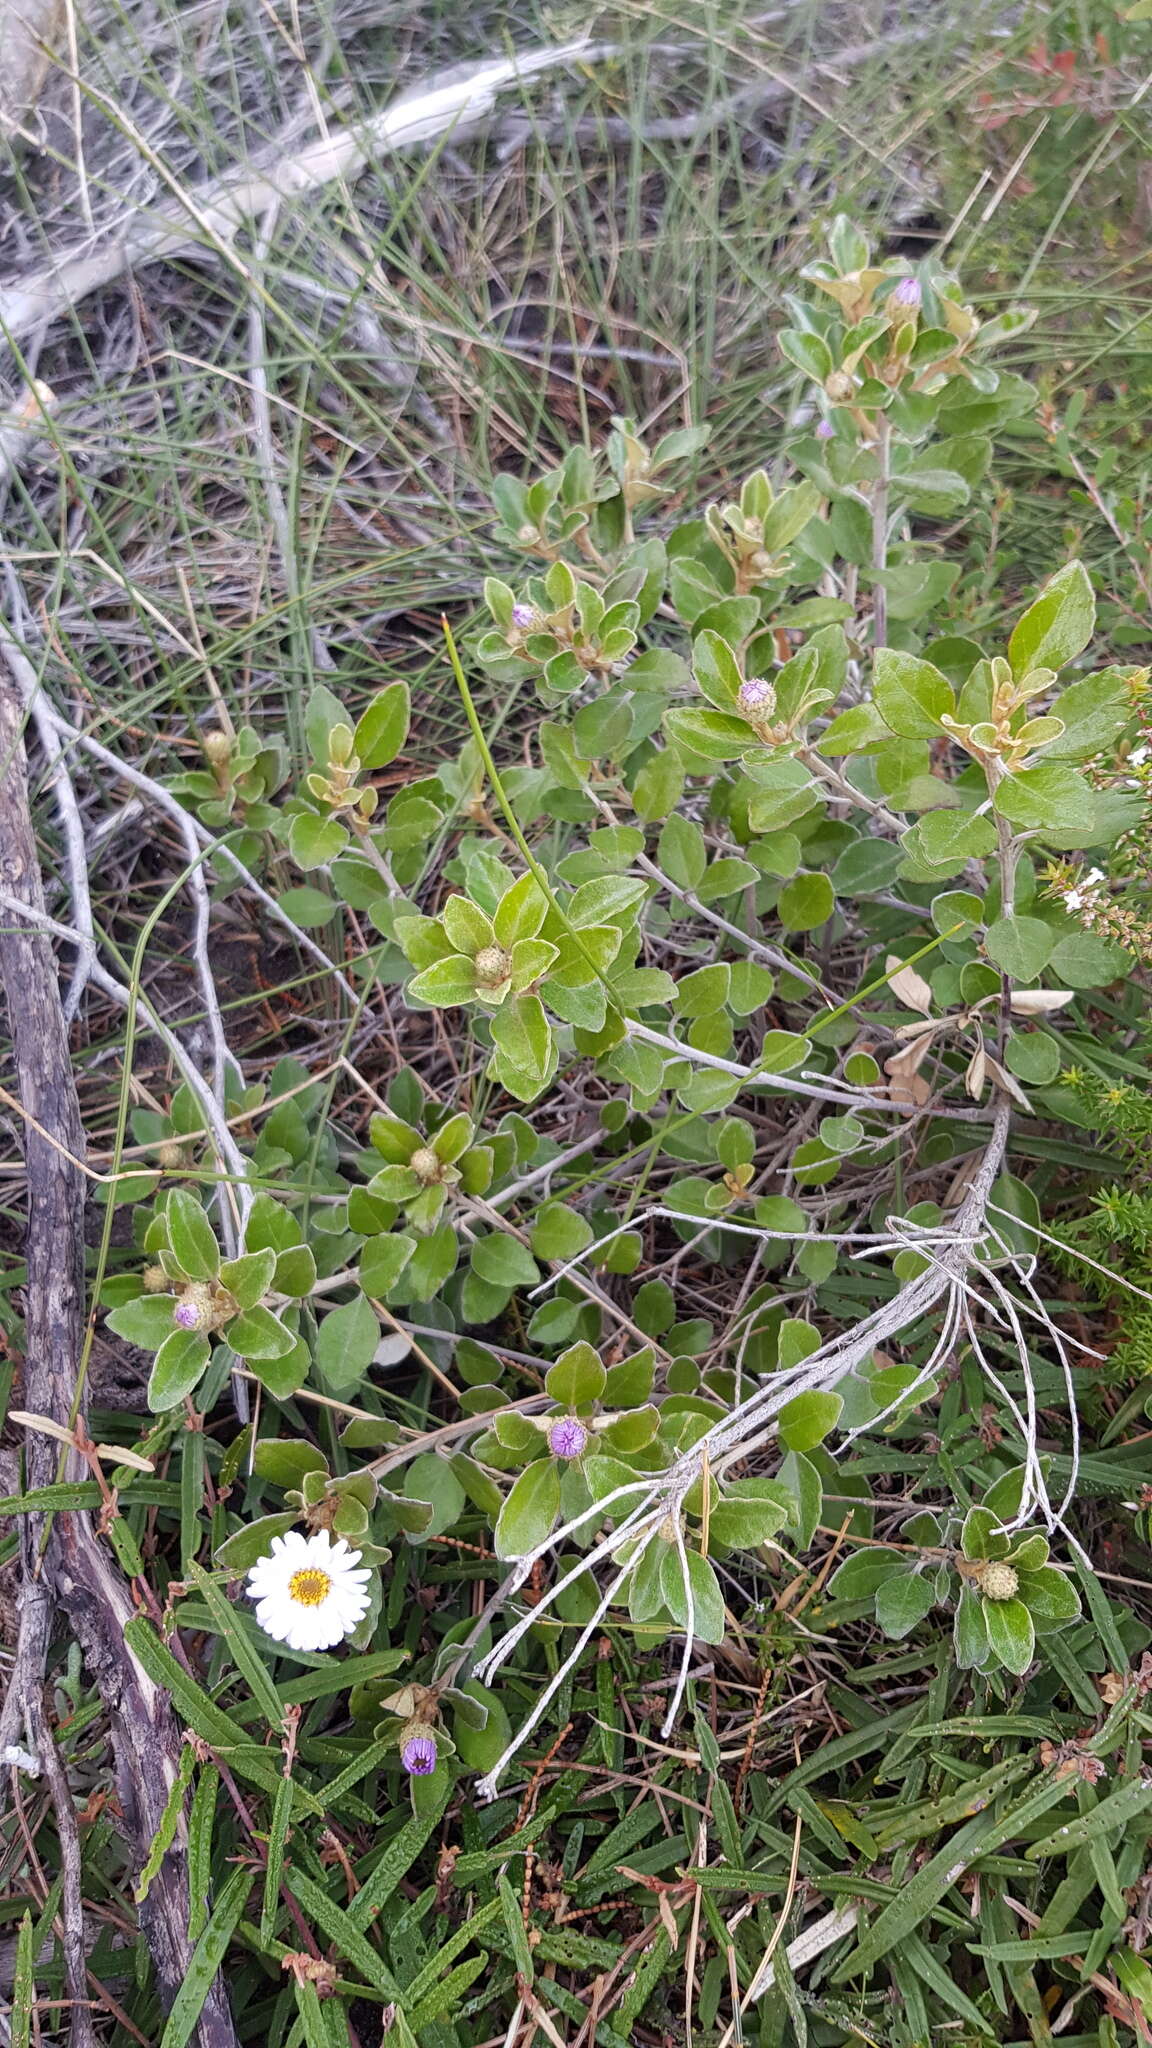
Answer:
[165,1189,220,1282]
[106,1294,181,1351]
[659,1546,726,1644]
[147,1328,211,1412]
[495,1458,561,1560]
[873,649,956,737]
[354,681,410,770]
[983,1595,1035,1675]
[228,1305,296,1361]
[1008,561,1095,678]
[219,1248,276,1312]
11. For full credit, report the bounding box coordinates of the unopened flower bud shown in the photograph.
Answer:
[980,1562,1018,1603]
[474,945,511,986]
[202,729,231,764]
[737,677,776,720]
[157,1140,186,1170]
[410,1146,442,1184]
[549,1417,588,1460]
[328,723,355,767]
[173,1281,215,1334]
[890,276,922,311]
[142,1265,169,1293]
[824,371,855,404]
[400,1728,438,1776]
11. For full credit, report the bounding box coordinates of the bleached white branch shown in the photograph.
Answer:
[473,1100,1013,1793]
[0,888,249,1202]
[526,1203,974,1301]
[628,1020,995,1120]
[28,692,359,1003]
[0,42,612,342]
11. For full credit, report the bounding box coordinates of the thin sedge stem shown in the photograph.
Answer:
[871,410,891,650]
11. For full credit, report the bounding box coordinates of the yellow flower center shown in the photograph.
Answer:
[288,1568,331,1607]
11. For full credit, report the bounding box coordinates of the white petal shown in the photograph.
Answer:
[298,1610,338,1650]
[254,1602,291,1643]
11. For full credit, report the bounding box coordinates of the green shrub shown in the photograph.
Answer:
[97,220,1151,1800]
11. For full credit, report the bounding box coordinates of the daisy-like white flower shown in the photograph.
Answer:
[1063,887,1086,911]
[246,1529,371,1652]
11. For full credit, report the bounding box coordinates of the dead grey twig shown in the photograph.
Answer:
[21,1704,96,2048]
[0,41,612,343]
[0,681,238,2048]
[0,0,63,136]
[0,883,255,1197]
[0,595,96,1022]
[26,687,359,1002]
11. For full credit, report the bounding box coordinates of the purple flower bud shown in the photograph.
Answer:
[737,677,775,719]
[814,418,835,440]
[890,276,921,311]
[173,1300,201,1330]
[548,1417,588,1460]
[401,1732,438,1776]
[511,603,536,630]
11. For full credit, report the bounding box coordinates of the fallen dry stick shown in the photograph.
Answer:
[0,41,608,341]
